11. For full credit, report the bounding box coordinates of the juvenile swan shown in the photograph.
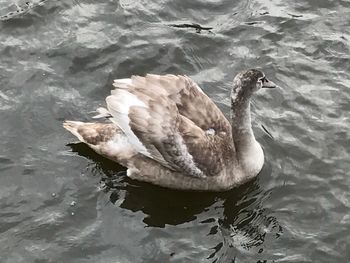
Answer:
[64,69,277,191]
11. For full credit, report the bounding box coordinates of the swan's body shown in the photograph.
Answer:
[64,69,276,191]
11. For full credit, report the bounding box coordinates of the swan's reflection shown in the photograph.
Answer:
[68,143,282,261]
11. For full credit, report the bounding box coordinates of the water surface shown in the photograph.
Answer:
[1,0,350,262]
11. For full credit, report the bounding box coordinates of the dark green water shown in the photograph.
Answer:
[1,0,349,262]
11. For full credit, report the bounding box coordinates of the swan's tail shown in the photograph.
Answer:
[63,120,137,167]
[63,121,86,143]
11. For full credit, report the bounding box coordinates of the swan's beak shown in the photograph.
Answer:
[262,78,278,89]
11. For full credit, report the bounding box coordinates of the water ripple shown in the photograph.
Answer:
[0,0,350,262]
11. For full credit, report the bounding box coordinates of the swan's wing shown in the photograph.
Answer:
[113,74,232,135]
[106,74,234,177]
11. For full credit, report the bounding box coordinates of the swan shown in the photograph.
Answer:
[63,69,277,191]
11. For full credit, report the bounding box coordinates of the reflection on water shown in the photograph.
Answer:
[69,143,283,261]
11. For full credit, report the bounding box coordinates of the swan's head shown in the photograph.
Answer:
[231,69,277,103]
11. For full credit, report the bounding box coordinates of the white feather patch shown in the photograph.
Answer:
[106,133,133,154]
[92,107,111,119]
[175,133,205,178]
[106,90,150,157]
[126,167,139,178]
[205,128,215,136]
[113,78,132,89]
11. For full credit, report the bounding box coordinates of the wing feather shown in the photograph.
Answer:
[106,74,234,177]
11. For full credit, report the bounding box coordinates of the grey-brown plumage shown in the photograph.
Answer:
[63,69,277,191]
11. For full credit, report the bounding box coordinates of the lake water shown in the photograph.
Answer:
[1,0,349,262]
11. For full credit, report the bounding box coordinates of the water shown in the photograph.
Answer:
[0,0,349,262]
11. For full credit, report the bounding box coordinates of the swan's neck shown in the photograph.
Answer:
[231,97,264,176]
[231,98,253,137]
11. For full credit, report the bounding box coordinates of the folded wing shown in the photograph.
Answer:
[106,74,234,177]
